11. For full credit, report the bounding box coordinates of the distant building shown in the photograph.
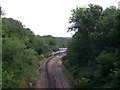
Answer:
[118,1,120,9]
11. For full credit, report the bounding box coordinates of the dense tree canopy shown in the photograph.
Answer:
[63,5,120,88]
[2,18,67,88]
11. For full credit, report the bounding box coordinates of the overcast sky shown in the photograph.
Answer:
[1,0,120,37]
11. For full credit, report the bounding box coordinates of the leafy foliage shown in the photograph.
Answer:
[63,5,120,88]
[2,18,67,88]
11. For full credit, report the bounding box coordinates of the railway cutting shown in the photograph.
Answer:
[35,52,70,88]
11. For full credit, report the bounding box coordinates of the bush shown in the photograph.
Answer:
[93,51,119,88]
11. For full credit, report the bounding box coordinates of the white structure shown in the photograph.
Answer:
[118,1,120,9]
[59,48,67,51]
[52,48,67,55]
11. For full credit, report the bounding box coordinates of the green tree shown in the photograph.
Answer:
[63,5,120,88]
[2,17,68,88]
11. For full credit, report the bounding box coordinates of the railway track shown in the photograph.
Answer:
[44,55,57,88]
[45,55,66,89]
[35,52,69,88]
[54,59,69,88]
[55,59,65,88]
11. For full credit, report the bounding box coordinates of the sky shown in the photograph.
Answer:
[1,0,120,37]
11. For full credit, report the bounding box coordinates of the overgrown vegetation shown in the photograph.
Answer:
[63,4,120,88]
[2,18,67,88]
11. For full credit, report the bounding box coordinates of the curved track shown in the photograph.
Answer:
[35,53,69,88]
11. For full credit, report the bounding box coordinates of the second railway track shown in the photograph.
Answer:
[44,53,69,89]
